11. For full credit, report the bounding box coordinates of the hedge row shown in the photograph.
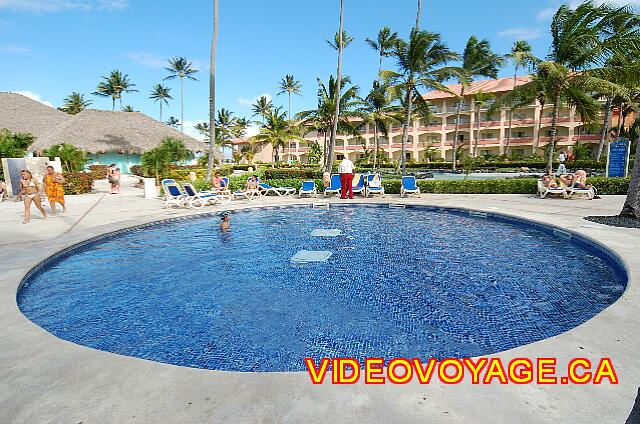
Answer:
[62,172,94,194]
[264,168,324,179]
[88,165,110,179]
[188,176,629,196]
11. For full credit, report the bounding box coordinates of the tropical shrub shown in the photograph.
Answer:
[89,165,110,179]
[0,129,33,160]
[141,138,192,182]
[264,168,323,179]
[42,144,89,173]
[62,172,94,194]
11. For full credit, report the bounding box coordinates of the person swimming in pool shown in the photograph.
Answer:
[219,211,231,232]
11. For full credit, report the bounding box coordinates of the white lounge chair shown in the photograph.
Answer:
[366,174,385,197]
[400,176,421,197]
[561,180,596,200]
[537,179,567,199]
[163,183,186,208]
[324,174,342,197]
[299,180,318,198]
[182,183,231,208]
[259,183,296,196]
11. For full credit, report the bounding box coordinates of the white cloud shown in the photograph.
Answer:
[238,93,272,107]
[536,7,556,21]
[14,91,54,107]
[182,120,207,142]
[245,124,260,137]
[0,43,30,54]
[0,0,128,13]
[497,27,544,41]
[127,51,166,69]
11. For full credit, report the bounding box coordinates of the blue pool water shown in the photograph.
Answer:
[18,205,627,372]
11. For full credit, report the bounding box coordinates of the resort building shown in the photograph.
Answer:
[1,92,221,172]
[234,76,624,164]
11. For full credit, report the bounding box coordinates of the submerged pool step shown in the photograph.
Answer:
[312,203,330,209]
[389,204,406,209]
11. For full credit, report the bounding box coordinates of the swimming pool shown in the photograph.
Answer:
[18,205,627,372]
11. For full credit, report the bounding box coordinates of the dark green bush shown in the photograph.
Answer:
[264,168,323,179]
[62,172,94,194]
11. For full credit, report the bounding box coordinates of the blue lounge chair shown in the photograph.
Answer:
[366,174,385,197]
[299,180,318,198]
[324,174,342,197]
[351,174,365,197]
[259,183,296,196]
[182,183,231,208]
[400,176,421,197]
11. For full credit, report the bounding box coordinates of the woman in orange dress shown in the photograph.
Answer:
[43,165,66,214]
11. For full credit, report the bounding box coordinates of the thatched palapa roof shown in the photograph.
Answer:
[28,109,222,159]
[0,92,69,138]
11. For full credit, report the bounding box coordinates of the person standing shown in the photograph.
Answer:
[338,157,355,199]
[108,164,121,194]
[557,151,567,175]
[43,165,66,215]
[19,169,47,224]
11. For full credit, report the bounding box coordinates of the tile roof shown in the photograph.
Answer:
[423,76,531,100]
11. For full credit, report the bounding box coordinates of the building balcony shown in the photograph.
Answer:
[445,123,471,130]
[478,121,501,128]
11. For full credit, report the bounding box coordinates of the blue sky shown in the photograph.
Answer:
[1,0,636,140]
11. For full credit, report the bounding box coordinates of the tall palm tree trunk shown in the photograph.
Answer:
[400,87,413,175]
[159,102,163,122]
[327,0,345,173]
[416,0,421,29]
[621,137,640,219]
[596,95,613,161]
[617,105,626,136]
[180,77,185,133]
[505,65,519,157]
[452,86,466,171]
[288,93,292,120]
[373,123,379,171]
[535,99,546,151]
[474,105,481,158]
[112,96,116,111]
[205,0,219,180]
[546,91,562,174]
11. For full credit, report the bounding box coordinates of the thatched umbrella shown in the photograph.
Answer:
[0,92,69,138]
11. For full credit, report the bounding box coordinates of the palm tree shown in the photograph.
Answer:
[149,84,172,121]
[122,105,135,112]
[58,92,92,115]
[165,116,180,128]
[94,69,137,110]
[383,29,460,175]
[164,56,199,134]
[278,75,302,119]
[451,36,503,170]
[358,81,402,171]
[206,0,218,180]
[251,95,273,125]
[416,0,421,29]
[327,0,345,172]
[297,75,362,167]
[365,27,399,77]
[252,107,304,163]
[621,122,640,219]
[215,108,247,150]
[326,30,354,51]
[504,40,539,155]
[472,90,495,158]
[500,2,640,174]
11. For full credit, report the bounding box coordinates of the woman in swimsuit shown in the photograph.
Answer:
[19,170,47,224]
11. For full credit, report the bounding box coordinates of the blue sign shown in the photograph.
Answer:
[607,139,630,178]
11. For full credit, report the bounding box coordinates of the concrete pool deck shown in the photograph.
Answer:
[0,176,639,424]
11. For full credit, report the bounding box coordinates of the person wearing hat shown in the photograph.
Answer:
[220,211,231,232]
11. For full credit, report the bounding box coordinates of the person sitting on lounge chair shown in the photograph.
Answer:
[246,175,259,191]
[211,172,227,190]
[541,174,558,188]
[560,170,592,190]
